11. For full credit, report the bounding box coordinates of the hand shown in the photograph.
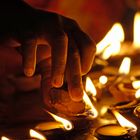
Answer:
[0,47,85,122]
[0,0,96,102]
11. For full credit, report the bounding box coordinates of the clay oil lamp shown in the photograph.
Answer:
[35,89,98,136]
[109,89,140,119]
[35,110,73,134]
[108,57,139,102]
[91,23,124,83]
[94,23,123,83]
[95,110,137,140]
[97,12,140,77]
[33,110,74,139]
[115,13,140,57]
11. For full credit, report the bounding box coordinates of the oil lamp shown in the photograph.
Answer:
[108,57,138,102]
[93,23,124,74]
[95,110,137,140]
[96,23,124,57]
[35,111,73,131]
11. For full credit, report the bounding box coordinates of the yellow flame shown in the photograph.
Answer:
[113,110,137,130]
[100,106,108,116]
[86,77,96,96]
[101,46,113,60]
[1,137,9,140]
[119,57,131,75]
[133,12,140,48]
[96,23,124,55]
[132,80,140,89]
[135,89,140,99]
[99,75,108,85]
[47,112,73,131]
[29,129,47,140]
[101,41,122,60]
[83,91,98,118]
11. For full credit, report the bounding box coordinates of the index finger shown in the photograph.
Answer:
[22,38,37,77]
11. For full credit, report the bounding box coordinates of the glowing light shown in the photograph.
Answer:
[101,45,113,60]
[29,129,47,140]
[113,110,137,131]
[86,77,96,96]
[1,137,10,140]
[96,23,124,55]
[100,106,108,116]
[47,112,73,131]
[119,57,131,75]
[132,80,140,89]
[83,91,98,118]
[133,12,140,48]
[135,89,140,99]
[99,75,108,85]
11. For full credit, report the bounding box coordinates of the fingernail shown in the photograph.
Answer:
[24,68,34,77]
[70,88,83,102]
[52,75,63,87]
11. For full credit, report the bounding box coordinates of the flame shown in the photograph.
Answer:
[132,80,140,89]
[1,137,9,140]
[86,77,96,96]
[29,129,47,140]
[113,110,137,131]
[135,89,140,99]
[96,23,124,55]
[47,112,73,131]
[83,91,98,118]
[119,57,131,75]
[101,45,114,60]
[99,75,108,85]
[133,12,140,48]
[100,106,108,116]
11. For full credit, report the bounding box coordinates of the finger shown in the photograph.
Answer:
[48,31,68,88]
[66,37,83,102]
[22,39,37,77]
[73,30,96,75]
[38,58,52,107]
[63,18,96,75]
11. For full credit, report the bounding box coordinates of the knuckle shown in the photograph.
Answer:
[54,32,68,41]
[53,60,66,74]
[73,51,80,59]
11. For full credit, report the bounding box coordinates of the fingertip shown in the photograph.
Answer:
[51,75,63,88]
[70,88,83,102]
[24,68,34,77]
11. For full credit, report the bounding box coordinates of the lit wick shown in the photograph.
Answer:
[46,111,73,131]
[29,129,47,140]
